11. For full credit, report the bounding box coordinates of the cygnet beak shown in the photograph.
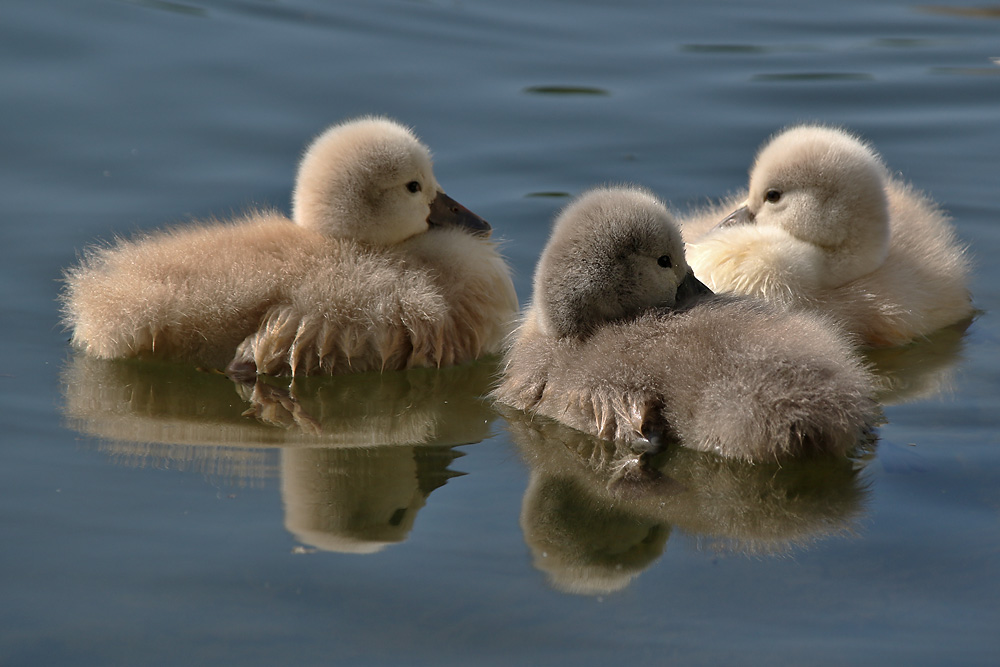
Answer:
[428,191,492,238]
[716,203,754,229]
[674,270,713,310]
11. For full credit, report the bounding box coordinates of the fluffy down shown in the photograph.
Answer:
[494,186,878,461]
[62,117,518,375]
[681,125,972,347]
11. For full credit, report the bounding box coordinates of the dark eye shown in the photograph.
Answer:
[657,255,672,269]
[406,181,422,194]
[765,189,782,203]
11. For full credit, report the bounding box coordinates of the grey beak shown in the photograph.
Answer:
[427,191,492,238]
[716,204,754,230]
[674,270,713,310]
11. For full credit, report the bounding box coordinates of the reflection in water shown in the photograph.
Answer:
[282,446,463,554]
[917,5,1000,19]
[500,323,968,594]
[101,440,279,488]
[58,318,968,560]
[62,354,499,447]
[864,318,971,406]
[61,354,499,551]
[504,410,871,596]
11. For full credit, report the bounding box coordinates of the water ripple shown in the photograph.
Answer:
[523,85,610,96]
[117,0,207,17]
[929,66,1000,76]
[525,191,572,198]
[752,72,875,82]
[680,44,770,54]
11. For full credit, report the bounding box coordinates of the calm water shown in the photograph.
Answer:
[3,0,999,664]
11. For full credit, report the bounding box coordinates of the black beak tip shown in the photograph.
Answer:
[674,271,713,310]
[464,211,492,237]
[428,191,492,237]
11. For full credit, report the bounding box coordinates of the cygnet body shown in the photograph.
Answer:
[682,125,972,347]
[494,186,878,462]
[62,117,518,376]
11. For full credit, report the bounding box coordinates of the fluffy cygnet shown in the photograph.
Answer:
[494,186,878,462]
[682,125,972,347]
[62,117,518,376]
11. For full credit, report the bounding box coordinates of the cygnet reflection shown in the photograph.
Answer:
[503,409,871,596]
[863,318,971,406]
[62,353,498,447]
[61,354,498,552]
[281,445,462,554]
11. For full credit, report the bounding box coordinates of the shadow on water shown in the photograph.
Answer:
[60,354,500,553]
[502,408,874,596]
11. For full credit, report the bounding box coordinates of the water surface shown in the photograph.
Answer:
[2,0,999,664]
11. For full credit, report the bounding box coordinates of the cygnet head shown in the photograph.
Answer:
[292,116,490,245]
[720,125,891,286]
[535,186,711,339]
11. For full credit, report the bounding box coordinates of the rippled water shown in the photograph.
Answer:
[3,0,999,664]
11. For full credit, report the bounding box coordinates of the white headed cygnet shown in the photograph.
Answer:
[494,186,878,462]
[62,117,519,376]
[682,125,972,347]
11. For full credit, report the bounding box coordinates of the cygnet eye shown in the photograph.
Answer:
[657,255,673,269]
[406,181,422,194]
[765,189,782,204]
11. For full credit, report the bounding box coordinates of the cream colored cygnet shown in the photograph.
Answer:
[62,117,518,376]
[494,186,878,462]
[683,125,972,347]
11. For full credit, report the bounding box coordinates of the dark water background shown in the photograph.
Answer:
[2,0,999,664]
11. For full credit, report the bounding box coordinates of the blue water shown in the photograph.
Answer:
[3,0,1000,664]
